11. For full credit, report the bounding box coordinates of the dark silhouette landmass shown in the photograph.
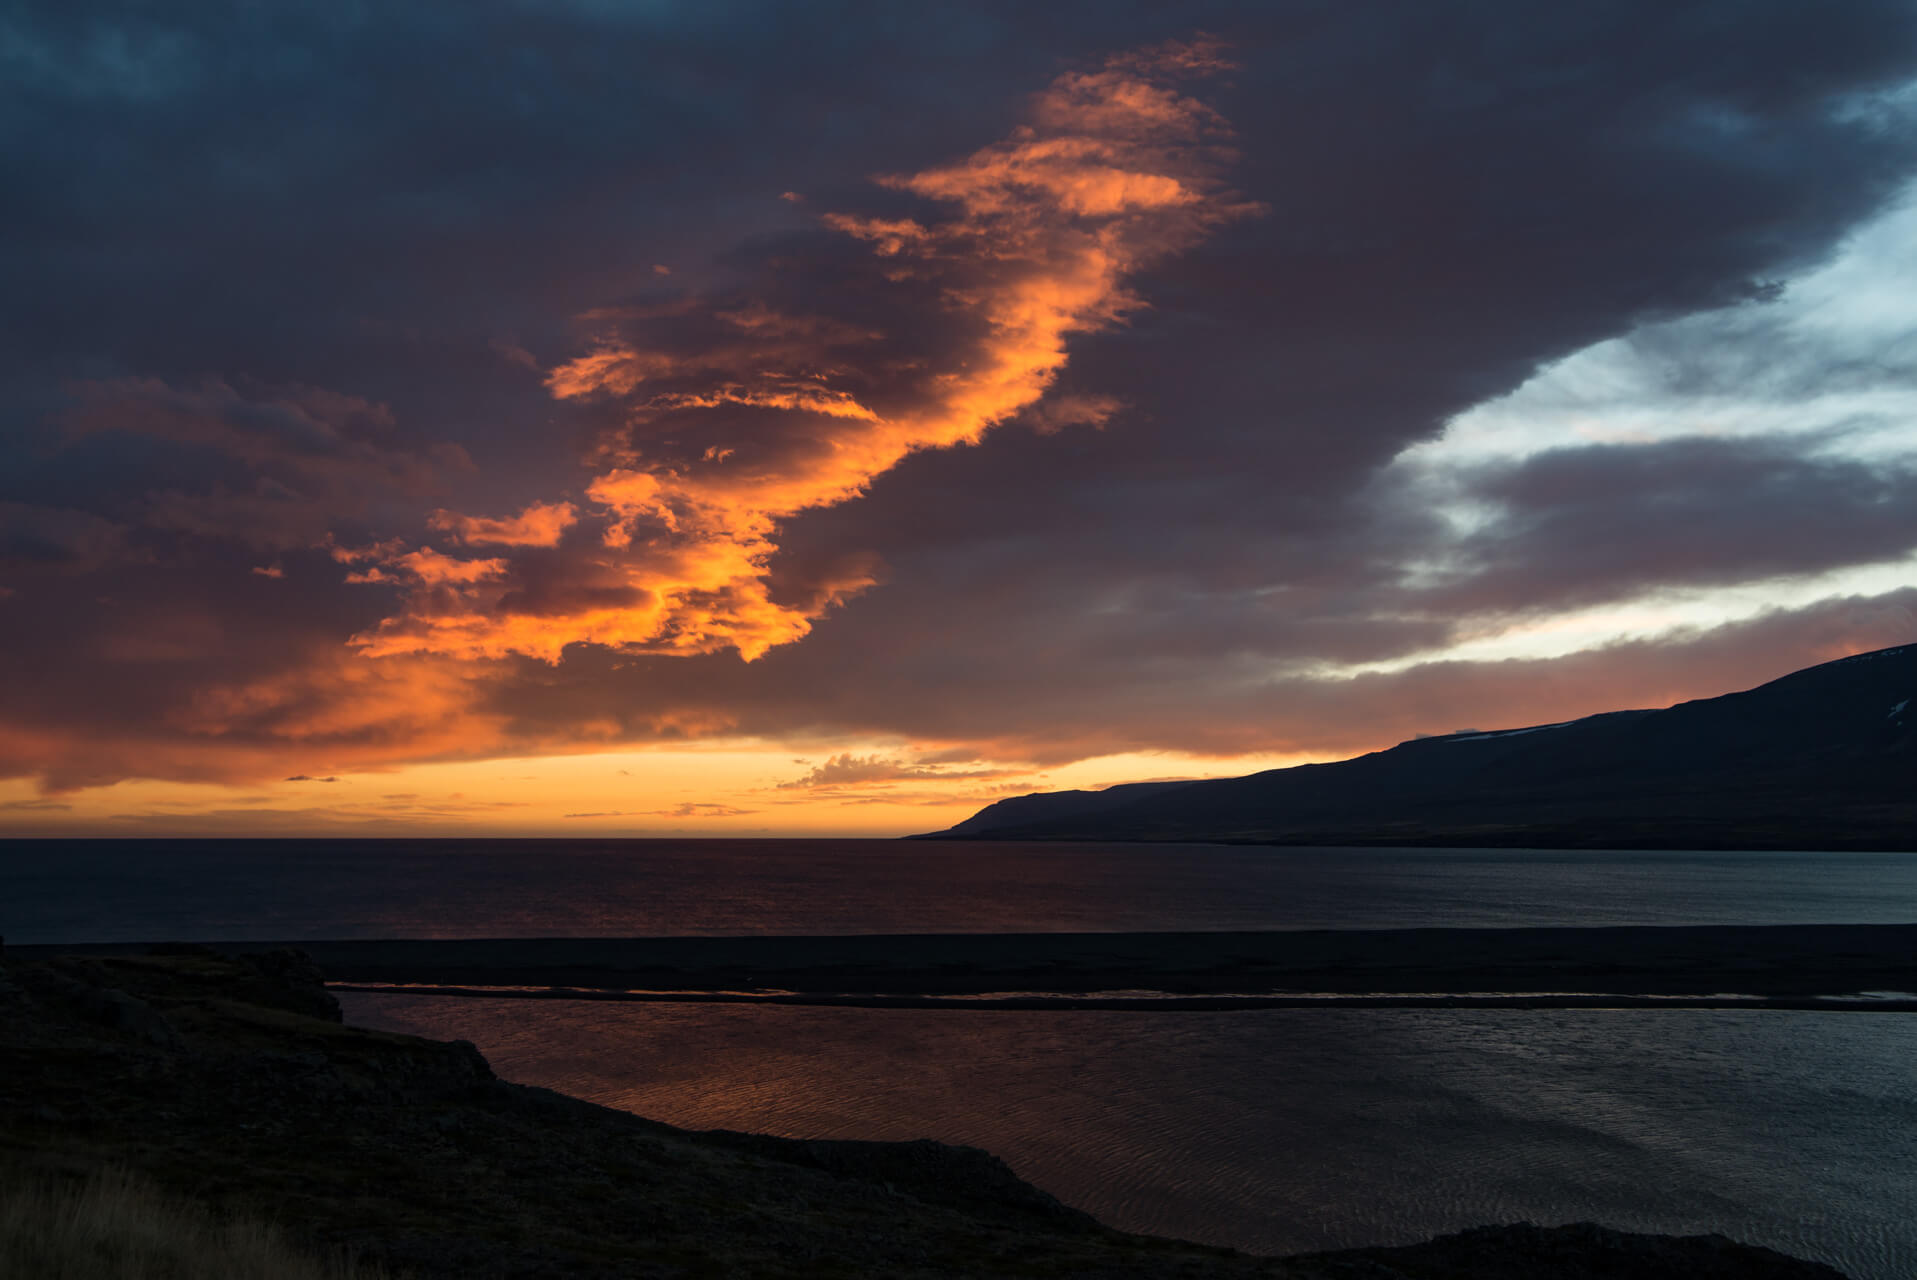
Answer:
[0,943,1852,1277]
[921,643,1917,848]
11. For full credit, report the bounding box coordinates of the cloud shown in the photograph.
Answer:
[1407,437,1917,618]
[0,502,128,573]
[57,378,465,554]
[0,638,512,792]
[729,586,1917,767]
[563,803,761,818]
[1227,591,1917,757]
[428,501,578,548]
[776,753,1018,790]
[615,802,760,818]
[53,800,523,837]
[2,5,1916,807]
[283,774,340,782]
[345,40,1255,665]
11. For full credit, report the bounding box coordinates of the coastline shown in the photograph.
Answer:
[24,922,1916,1004]
[1,943,1858,1278]
[326,984,1917,1012]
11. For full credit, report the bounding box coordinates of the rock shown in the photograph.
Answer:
[235,948,344,1022]
[0,970,30,1011]
[13,966,182,1049]
[90,987,185,1049]
[406,1037,493,1088]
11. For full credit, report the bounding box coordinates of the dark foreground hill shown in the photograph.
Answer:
[0,944,1846,1278]
[925,643,1917,848]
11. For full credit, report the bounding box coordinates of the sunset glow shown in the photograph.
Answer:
[4,8,1916,835]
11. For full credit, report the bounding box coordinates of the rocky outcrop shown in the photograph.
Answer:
[11,962,184,1049]
[144,941,345,1021]
[0,945,1853,1278]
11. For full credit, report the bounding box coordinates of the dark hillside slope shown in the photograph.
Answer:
[925,644,1917,848]
[939,780,1197,836]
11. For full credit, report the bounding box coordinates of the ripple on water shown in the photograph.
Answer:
[338,996,1917,1280]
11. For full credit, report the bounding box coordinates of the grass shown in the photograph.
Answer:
[0,1163,395,1280]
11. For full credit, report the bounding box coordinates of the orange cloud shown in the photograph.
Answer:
[428,501,578,547]
[0,645,515,794]
[542,345,681,399]
[349,39,1255,665]
[775,753,1019,790]
[644,802,759,818]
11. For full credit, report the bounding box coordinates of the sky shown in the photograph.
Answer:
[4,1,1917,837]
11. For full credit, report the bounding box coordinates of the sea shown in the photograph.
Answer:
[6,838,1916,1279]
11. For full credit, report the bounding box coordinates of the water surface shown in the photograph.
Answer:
[7,838,1917,942]
[344,993,1917,1280]
[13,838,1916,1278]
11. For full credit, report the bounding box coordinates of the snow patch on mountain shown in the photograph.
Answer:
[1446,721,1572,742]
[1831,644,1915,667]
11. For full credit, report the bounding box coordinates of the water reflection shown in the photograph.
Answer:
[341,995,1917,1280]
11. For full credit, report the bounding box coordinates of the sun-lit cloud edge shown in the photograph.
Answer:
[7,53,1917,832]
[1330,182,1917,678]
[344,37,1258,667]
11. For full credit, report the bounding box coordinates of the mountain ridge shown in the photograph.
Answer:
[919,643,1917,849]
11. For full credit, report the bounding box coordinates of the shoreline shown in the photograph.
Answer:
[2,942,1870,1277]
[330,983,1917,1012]
[22,922,1917,1004]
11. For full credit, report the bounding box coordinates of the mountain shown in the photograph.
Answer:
[936,779,1197,837]
[921,643,1917,849]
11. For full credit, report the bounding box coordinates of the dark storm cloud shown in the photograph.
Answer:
[3,0,1916,791]
[471,581,1917,767]
[61,377,467,553]
[0,502,128,572]
[1425,438,1917,616]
